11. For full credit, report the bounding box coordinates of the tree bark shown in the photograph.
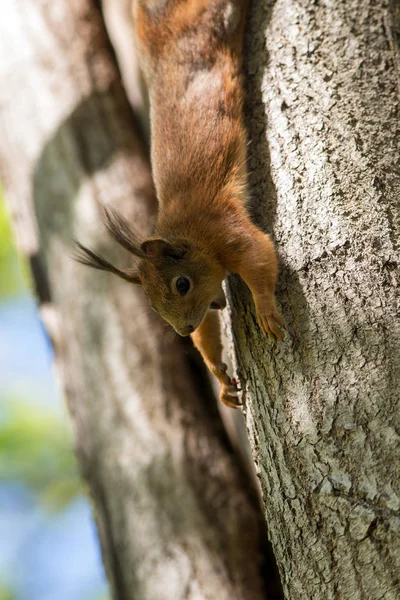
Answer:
[225,1,400,598]
[0,1,282,599]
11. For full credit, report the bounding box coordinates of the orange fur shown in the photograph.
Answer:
[134,0,283,405]
[79,1,283,408]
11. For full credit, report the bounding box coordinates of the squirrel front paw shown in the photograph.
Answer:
[255,296,284,341]
[213,362,242,409]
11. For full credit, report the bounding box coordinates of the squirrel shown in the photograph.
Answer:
[76,0,283,408]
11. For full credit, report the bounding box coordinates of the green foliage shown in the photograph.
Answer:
[0,192,103,596]
[0,399,81,511]
[0,193,81,509]
[0,585,15,600]
[0,194,26,299]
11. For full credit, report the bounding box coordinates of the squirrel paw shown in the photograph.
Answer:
[215,363,242,409]
[255,298,284,341]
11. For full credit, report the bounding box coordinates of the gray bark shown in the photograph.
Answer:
[0,1,281,599]
[225,1,400,599]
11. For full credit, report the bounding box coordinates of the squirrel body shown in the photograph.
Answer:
[77,0,283,407]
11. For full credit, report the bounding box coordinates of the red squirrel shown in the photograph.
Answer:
[76,0,283,408]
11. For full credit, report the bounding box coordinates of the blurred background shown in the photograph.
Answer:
[0,192,109,600]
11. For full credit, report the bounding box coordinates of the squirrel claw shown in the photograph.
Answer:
[218,372,242,409]
[220,389,242,409]
[213,363,242,408]
[256,307,284,341]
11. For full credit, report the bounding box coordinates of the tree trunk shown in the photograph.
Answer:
[225,1,400,598]
[0,1,282,599]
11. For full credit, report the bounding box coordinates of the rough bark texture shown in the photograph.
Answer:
[225,1,400,598]
[0,1,282,599]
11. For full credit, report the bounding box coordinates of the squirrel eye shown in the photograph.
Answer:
[176,276,191,296]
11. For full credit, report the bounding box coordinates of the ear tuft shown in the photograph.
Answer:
[141,238,187,260]
[102,206,145,259]
[73,241,141,285]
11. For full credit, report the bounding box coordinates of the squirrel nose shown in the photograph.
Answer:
[176,324,195,336]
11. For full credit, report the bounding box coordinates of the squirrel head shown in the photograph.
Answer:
[138,237,226,335]
[75,207,226,336]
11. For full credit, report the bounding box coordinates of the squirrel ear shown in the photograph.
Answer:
[141,238,187,260]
